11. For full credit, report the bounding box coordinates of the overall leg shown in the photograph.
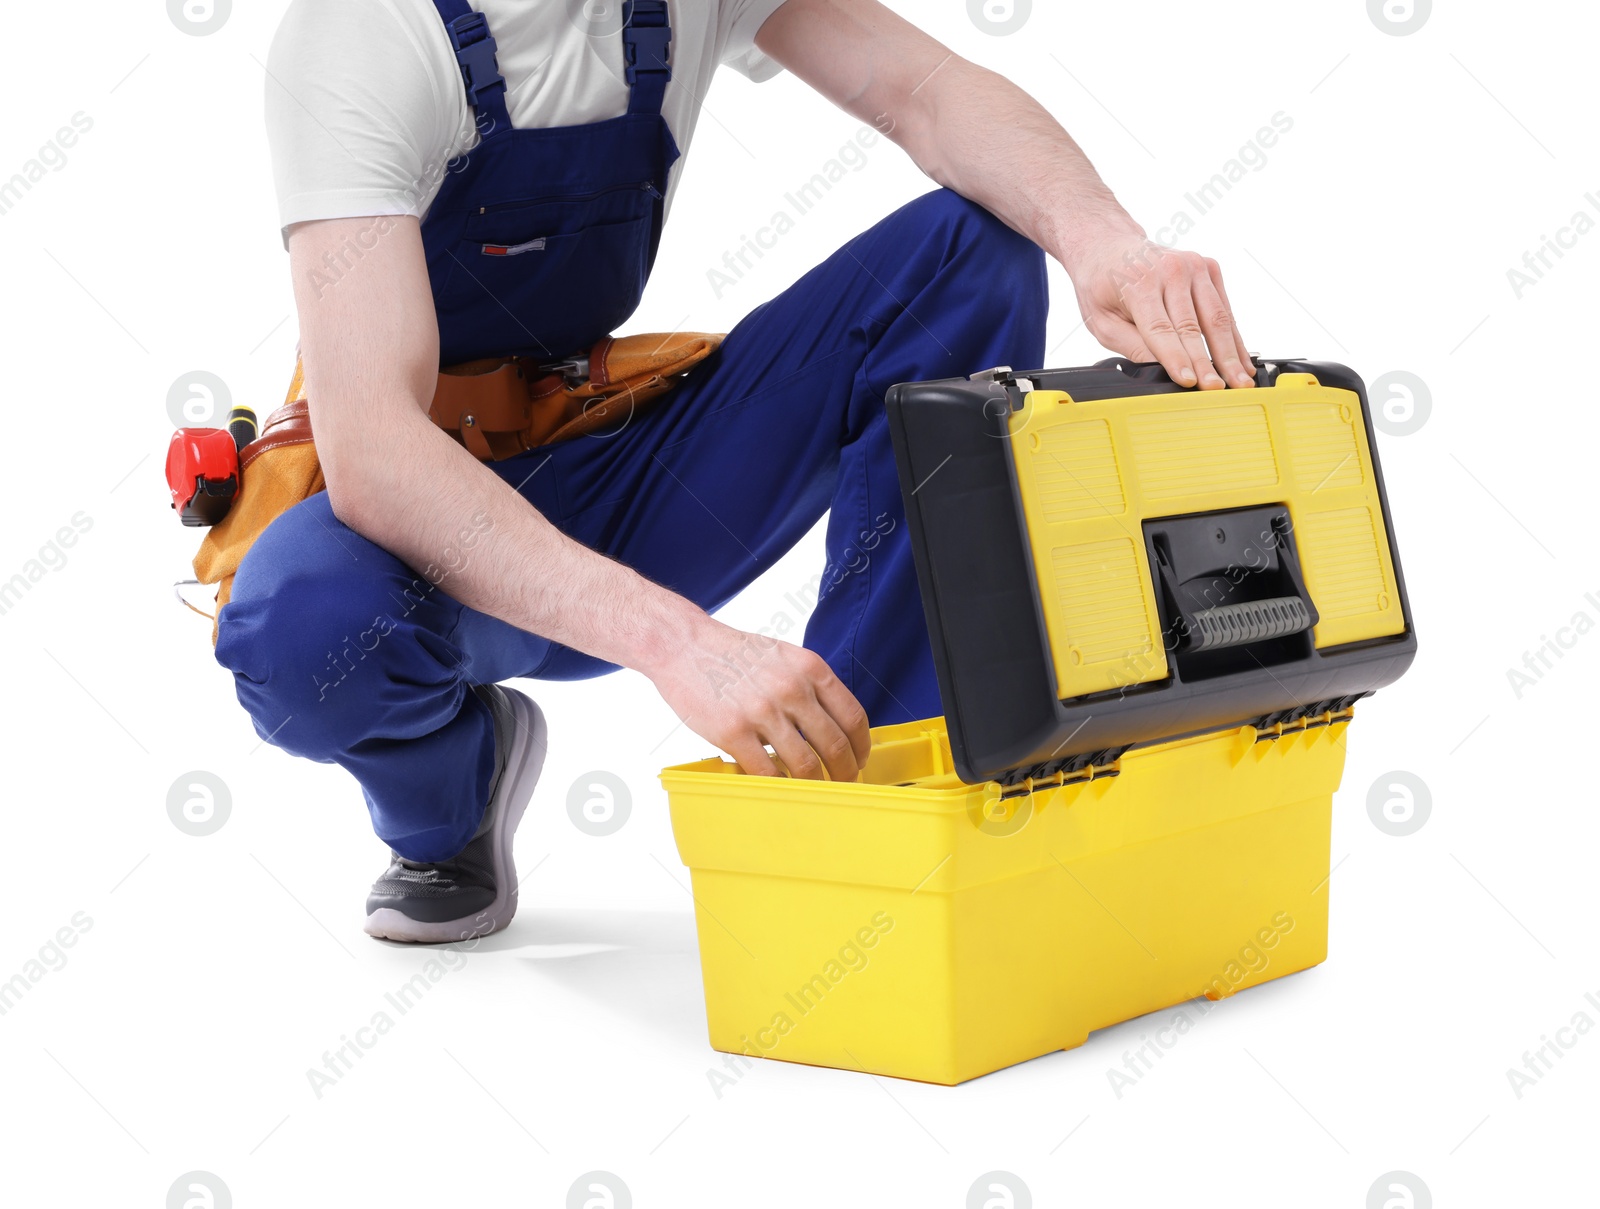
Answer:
[504,188,1047,722]
[215,493,551,863]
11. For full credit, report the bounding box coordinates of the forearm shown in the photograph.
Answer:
[896,58,1144,273]
[757,1,1142,273]
[320,408,703,676]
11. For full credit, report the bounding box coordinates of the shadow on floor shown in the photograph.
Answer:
[475,907,708,1045]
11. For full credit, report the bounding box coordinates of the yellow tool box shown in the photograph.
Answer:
[662,358,1416,1084]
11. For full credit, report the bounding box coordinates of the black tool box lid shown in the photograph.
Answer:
[885,358,1417,786]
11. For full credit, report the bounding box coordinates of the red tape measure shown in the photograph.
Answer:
[165,406,257,527]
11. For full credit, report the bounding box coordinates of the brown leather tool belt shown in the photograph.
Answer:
[254,331,724,464]
[433,331,723,459]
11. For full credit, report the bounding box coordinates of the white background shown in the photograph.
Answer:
[1,0,1596,1205]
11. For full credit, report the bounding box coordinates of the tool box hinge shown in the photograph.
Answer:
[1249,694,1367,742]
[997,745,1131,797]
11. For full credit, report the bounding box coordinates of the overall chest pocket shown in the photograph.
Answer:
[435,183,660,355]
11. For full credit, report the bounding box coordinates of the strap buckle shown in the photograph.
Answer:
[540,356,590,386]
[446,12,506,108]
[624,23,672,85]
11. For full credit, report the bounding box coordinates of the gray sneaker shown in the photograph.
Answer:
[363,684,547,944]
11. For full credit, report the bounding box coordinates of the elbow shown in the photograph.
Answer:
[887,104,948,185]
[307,400,436,541]
[317,417,434,546]
[323,466,377,535]
[320,449,390,541]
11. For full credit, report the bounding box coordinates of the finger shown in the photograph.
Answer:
[1120,272,1200,387]
[764,719,827,782]
[1088,313,1157,365]
[727,736,782,778]
[810,667,872,768]
[1160,268,1224,389]
[791,695,861,782]
[1191,261,1252,389]
[1207,259,1256,385]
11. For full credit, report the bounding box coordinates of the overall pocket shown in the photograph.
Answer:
[437,182,657,302]
[438,213,655,359]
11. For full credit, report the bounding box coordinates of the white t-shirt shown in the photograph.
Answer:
[265,0,788,245]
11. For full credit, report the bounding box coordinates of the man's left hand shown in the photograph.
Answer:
[1066,229,1257,390]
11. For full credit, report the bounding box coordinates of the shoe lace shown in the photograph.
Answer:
[387,857,463,888]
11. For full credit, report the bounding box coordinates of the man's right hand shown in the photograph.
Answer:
[645,614,872,782]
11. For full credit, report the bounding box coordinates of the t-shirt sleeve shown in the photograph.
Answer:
[264,0,465,247]
[718,0,792,82]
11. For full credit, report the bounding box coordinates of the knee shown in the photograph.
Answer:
[905,188,1047,291]
[218,588,393,714]
[215,497,440,715]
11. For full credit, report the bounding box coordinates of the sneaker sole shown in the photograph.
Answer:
[364,687,547,944]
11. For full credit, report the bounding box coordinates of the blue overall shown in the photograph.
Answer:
[217,0,1048,862]
[419,0,679,364]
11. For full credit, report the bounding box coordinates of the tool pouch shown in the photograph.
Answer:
[188,333,722,641]
[429,330,724,459]
[191,367,319,641]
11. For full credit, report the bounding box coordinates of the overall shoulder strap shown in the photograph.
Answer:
[622,0,672,116]
[430,0,512,138]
